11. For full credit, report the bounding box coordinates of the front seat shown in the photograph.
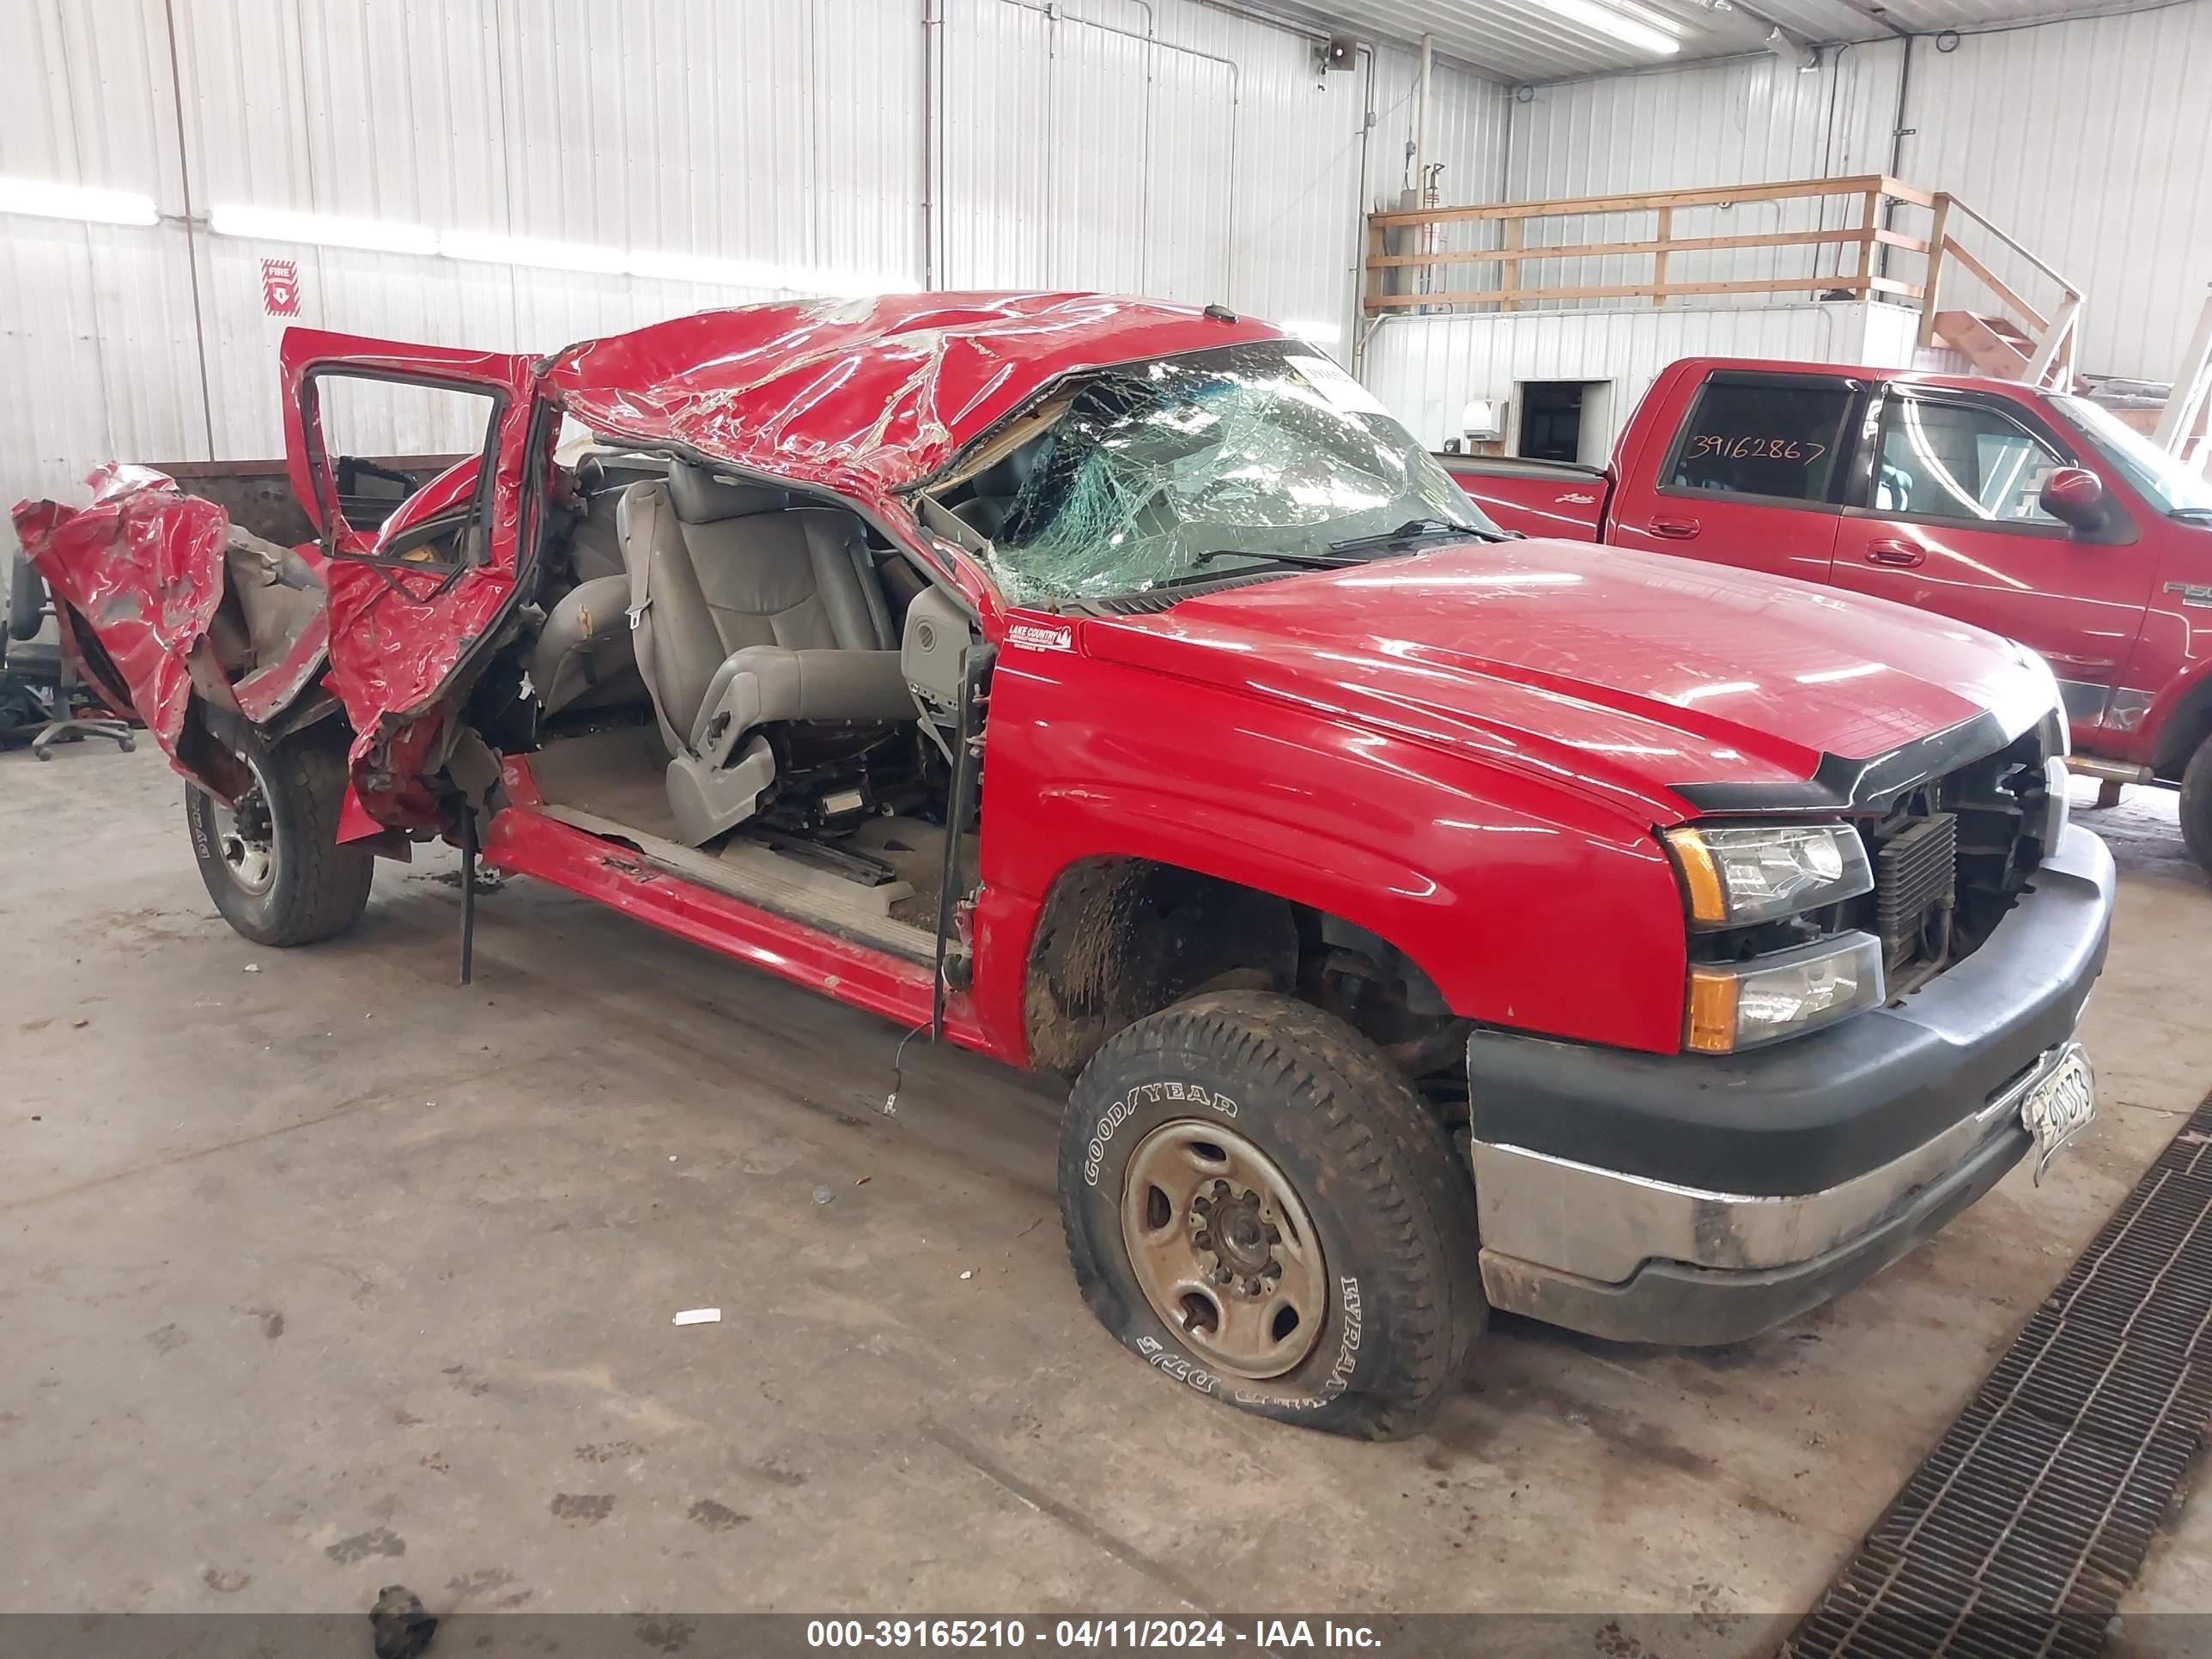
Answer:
[618,461,914,846]
[531,462,646,716]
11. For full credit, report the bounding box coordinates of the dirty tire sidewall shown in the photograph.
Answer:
[1059,991,1485,1440]
[186,727,375,948]
[2182,734,2212,880]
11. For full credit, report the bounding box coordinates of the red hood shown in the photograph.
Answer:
[542,291,1290,497]
[1079,538,2057,822]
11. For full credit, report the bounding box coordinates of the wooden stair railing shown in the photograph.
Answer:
[1365,176,2085,391]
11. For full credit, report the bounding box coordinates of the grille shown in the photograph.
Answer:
[1784,1093,2212,1659]
[1874,811,1957,969]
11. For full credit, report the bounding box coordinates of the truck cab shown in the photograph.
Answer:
[1440,357,2212,871]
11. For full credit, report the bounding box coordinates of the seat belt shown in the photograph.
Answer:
[624,492,689,759]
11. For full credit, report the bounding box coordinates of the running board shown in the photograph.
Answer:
[535,803,934,965]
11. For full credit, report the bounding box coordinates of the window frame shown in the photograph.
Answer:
[298,365,510,571]
[1655,368,1867,515]
[1844,386,2138,545]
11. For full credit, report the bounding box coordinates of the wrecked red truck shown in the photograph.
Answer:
[18,294,2112,1437]
[1439,356,2212,874]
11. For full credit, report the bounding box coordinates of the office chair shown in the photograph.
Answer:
[5,549,135,759]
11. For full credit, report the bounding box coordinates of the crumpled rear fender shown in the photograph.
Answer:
[13,464,331,799]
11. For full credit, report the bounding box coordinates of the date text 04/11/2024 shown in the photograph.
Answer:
[804,1620,1384,1650]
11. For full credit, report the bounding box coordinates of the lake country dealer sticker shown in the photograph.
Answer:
[1007,621,1073,652]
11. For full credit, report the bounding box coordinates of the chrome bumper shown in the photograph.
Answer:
[1474,1042,2078,1285]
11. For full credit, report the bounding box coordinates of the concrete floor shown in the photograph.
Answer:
[3,745,2210,1637]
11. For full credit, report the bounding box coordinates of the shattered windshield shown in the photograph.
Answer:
[933,341,1501,606]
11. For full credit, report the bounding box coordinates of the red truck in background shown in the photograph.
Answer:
[1438,358,2212,875]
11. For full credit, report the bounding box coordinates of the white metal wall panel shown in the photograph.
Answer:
[1361,300,1917,453]
[1903,8,2212,381]
[0,0,1485,485]
[0,0,206,504]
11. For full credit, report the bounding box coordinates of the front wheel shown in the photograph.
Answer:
[1058,992,1486,1439]
[185,727,375,946]
[2182,735,2212,879]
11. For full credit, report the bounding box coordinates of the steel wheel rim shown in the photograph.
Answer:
[1119,1119,1328,1380]
[209,760,277,897]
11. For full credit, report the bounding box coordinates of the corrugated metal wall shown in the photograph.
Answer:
[0,0,1504,506]
[1902,4,2212,383]
[1362,298,1922,453]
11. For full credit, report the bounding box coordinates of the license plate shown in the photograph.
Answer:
[2021,1043,2096,1184]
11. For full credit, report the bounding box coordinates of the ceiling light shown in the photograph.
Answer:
[0,177,159,228]
[1533,0,1681,54]
[210,204,437,255]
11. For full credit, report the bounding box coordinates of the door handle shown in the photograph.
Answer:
[1647,518,1700,540]
[1865,538,1925,568]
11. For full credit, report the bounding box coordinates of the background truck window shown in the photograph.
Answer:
[1669,378,1854,503]
[1875,399,2062,525]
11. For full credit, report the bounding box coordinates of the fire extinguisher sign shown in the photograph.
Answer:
[260,258,301,318]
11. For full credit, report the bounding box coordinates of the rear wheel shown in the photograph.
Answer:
[1058,991,1485,1439]
[186,726,374,946]
[2181,735,2212,880]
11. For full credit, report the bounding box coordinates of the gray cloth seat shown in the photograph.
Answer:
[617,461,912,844]
[532,482,644,715]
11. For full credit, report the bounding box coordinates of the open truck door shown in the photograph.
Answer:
[278,328,551,828]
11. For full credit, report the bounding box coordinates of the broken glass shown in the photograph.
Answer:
[939,341,1499,606]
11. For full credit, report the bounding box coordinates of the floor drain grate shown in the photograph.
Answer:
[1785,1092,2212,1659]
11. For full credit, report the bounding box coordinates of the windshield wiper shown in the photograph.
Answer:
[1190,547,1359,570]
[2170,507,2212,522]
[1327,517,1491,554]
[1133,549,1358,594]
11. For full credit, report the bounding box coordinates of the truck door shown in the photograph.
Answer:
[279,329,550,746]
[1832,385,2156,741]
[1607,368,1858,582]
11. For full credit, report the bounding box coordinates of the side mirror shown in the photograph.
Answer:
[2039,466,2107,536]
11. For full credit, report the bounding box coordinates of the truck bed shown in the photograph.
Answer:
[1435,454,1609,541]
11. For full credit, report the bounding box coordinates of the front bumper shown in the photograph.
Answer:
[1468,822,2115,1347]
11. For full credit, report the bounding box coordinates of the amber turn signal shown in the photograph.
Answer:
[1686,967,1740,1053]
[1670,831,1729,925]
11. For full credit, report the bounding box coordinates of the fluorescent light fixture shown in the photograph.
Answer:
[625,248,783,288]
[204,204,921,295]
[439,229,628,275]
[209,204,438,255]
[1533,0,1680,54]
[1280,318,1344,343]
[0,177,158,227]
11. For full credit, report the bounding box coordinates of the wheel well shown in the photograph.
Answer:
[1022,855,1459,1080]
[2152,678,2212,781]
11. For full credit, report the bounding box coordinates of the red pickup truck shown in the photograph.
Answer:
[1441,357,2212,874]
[17,298,2111,1438]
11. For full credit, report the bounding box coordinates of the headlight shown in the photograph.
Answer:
[1686,933,1885,1053]
[1664,823,1875,927]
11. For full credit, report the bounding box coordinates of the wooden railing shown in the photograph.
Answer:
[1365,173,2085,387]
[1366,174,1934,310]
[1915,193,2083,386]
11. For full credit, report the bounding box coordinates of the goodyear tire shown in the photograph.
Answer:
[1058,991,1485,1438]
[185,726,374,947]
[2183,734,2212,880]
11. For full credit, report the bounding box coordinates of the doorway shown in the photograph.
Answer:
[1515,380,1615,465]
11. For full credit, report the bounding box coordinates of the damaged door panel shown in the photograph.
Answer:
[11,463,332,801]
[279,330,550,825]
